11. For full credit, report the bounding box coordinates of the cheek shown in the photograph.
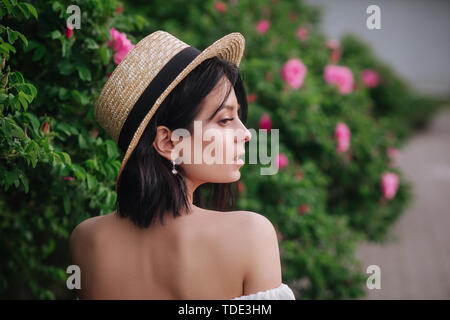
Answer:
[184,127,236,162]
[179,129,242,182]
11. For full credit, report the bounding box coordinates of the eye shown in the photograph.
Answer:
[219,117,234,125]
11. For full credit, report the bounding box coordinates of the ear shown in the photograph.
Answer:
[152,125,181,162]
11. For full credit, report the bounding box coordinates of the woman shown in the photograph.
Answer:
[69,30,295,300]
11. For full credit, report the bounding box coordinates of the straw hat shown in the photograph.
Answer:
[94,30,245,192]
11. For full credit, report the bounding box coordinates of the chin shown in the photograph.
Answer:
[228,170,241,182]
[211,172,241,183]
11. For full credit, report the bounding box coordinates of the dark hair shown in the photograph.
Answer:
[116,56,248,229]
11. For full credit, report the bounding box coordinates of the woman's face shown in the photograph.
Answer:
[175,76,251,186]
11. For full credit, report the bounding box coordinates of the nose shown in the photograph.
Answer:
[235,119,252,143]
[243,126,251,143]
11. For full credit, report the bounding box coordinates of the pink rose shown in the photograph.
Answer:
[108,28,122,50]
[256,20,270,35]
[65,22,73,39]
[386,147,399,167]
[335,122,351,153]
[247,93,257,103]
[114,40,134,64]
[297,204,309,215]
[381,172,399,200]
[324,65,354,94]
[275,153,289,169]
[281,58,307,89]
[214,1,226,13]
[108,27,135,65]
[296,27,308,42]
[361,69,380,88]
[326,39,340,51]
[386,147,399,160]
[259,113,272,131]
[62,176,74,181]
[329,49,341,63]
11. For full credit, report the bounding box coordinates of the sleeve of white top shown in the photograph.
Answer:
[231,283,296,300]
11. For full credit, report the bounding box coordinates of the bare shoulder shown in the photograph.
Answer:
[69,213,113,299]
[69,213,113,266]
[230,210,282,295]
[229,210,277,236]
[69,215,103,251]
[219,210,279,261]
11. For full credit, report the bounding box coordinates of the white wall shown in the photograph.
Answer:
[304,0,450,96]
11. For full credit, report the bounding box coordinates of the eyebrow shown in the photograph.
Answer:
[208,103,241,121]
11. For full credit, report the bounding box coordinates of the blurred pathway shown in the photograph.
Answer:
[355,107,450,299]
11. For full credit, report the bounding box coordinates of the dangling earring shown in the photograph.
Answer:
[172,157,181,175]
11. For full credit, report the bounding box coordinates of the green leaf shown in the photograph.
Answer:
[85,38,99,50]
[52,152,62,167]
[71,164,86,180]
[104,162,116,177]
[71,90,89,105]
[77,66,91,82]
[78,133,88,149]
[61,40,70,58]
[10,121,25,139]
[13,84,34,100]
[0,92,8,103]
[22,39,38,53]
[22,3,38,19]
[4,170,18,189]
[42,239,55,258]
[30,149,38,167]
[51,2,62,13]
[134,15,147,31]
[23,112,40,132]
[85,158,99,171]
[19,174,29,193]
[86,172,96,191]
[1,0,12,15]
[58,62,75,76]
[19,89,33,103]
[99,44,110,65]
[50,30,62,40]
[26,83,37,97]
[9,71,24,84]
[0,45,9,55]
[18,32,28,47]
[2,117,11,139]
[105,140,119,158]
[6,27,19,44]
[17,2,30,19]
[55,122,71,136]
[32,45,46,61]
[60,151,72,166]
[105,190,112,208]
[18,91,29,110]
[0,42,16,54]
[63,196,71,214]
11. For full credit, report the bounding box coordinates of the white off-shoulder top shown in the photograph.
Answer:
[231,283,295,300]
[74,283,296,300]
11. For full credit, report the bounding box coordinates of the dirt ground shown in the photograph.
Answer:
[355,108,450,299]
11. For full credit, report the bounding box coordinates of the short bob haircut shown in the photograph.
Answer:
[116,56,248,229]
